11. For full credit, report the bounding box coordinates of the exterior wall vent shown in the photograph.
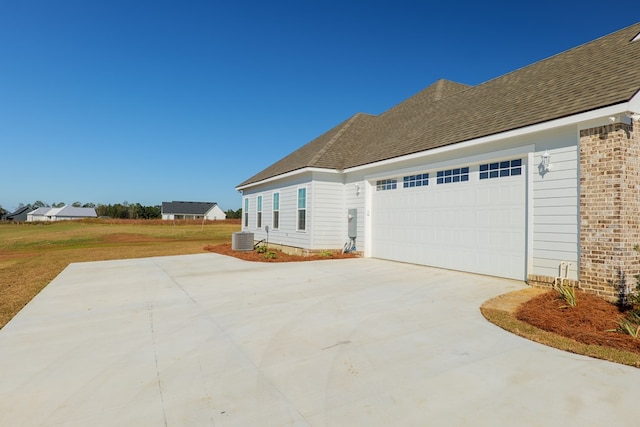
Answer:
[232,231,254,251]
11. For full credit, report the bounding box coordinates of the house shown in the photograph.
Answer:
[4,205,32,222]
[237,23,640,300]
[26,207,51,222]
[161,201,226,220]
[26,206,97,222]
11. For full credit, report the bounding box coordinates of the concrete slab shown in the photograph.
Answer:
[1,254,640,426]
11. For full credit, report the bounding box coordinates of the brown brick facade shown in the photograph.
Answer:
[527,274,579,290]
[578,122,640,300]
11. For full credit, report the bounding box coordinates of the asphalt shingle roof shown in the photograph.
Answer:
[238,23,640,188]
[162,201,218,215]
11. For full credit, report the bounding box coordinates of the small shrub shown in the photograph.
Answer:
[615,245,640,337]
[263,250,277,259]
[618,315,640,338]
[556,282,577,308]
[319,250,333,257]
[256,245,267,254]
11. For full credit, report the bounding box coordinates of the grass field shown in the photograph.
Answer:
[0,219,240,329]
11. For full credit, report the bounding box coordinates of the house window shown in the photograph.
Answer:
[479,159,522,179]
[376,179,397,191]
[272,193,280,229]
[244,198,249,227]
[256,195,262,228]
[436,167,469,184]
[297,188,306,231]
[403,173,429,188]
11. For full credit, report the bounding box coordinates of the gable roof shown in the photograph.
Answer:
[238,22,640,188]
[27,207,51,216]
[6,205,32,220]
[161,201,219,215]
[27,206,97,218]
[54,206,97,217]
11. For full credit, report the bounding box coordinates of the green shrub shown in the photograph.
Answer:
[614,245,640,338]
[263,250,277,259]
[557,282,577,308]
[256,245,267,254]
[618,314,640,338]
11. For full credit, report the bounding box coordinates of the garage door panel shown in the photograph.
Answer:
[371,166,526,280]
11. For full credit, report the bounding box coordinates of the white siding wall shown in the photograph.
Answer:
[242,172,347,250]
[309,172,346,249]
[204,205,226,220]
[531,128,580,280]
[241,174,315,249]
[344,173,368,251]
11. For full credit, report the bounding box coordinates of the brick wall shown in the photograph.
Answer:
[579,122,640,299]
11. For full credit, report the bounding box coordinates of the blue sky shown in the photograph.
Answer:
[1,1,637,212]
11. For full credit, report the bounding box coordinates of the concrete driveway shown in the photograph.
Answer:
[1,254,640,426]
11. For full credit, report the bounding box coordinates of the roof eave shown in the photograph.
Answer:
[236,167,340,191]
[344,100,634,174]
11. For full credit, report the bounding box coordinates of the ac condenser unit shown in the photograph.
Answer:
[232,231,254,251]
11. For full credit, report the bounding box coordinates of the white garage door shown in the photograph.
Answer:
[371,160,526,280]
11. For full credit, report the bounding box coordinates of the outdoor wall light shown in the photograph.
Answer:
[541,151,553,172]
[626,111,640,122]
[354,183,360,195]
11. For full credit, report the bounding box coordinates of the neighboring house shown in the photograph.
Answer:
[26,206,97,222]
[4,206,32,222]
[26,207,51,222]
[237,23,640,300]
[161,201,226,220]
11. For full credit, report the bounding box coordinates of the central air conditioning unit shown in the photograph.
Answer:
[232,231,254,251]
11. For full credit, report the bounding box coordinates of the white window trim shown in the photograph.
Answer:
[256,195,262,228]
[297,187,307,232]
[243,197,249,228]
[272,192,280,230]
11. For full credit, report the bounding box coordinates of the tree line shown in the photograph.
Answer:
[0,201,242,220]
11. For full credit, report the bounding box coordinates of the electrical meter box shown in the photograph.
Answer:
[348,209,357,238]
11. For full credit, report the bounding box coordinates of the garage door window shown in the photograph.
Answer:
[479,159,522,179]
[403,173,429,188]
[376,179,397,191]
[436,167,469,184]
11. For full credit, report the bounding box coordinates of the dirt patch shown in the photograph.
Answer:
[482,287,547,313]
[515,290,640,355]
[203,243,357,262]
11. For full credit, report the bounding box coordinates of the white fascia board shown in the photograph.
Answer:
[629,89,640,113]
[235,167,339,191]
[345,102,631,174]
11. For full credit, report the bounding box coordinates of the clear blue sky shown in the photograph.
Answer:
[1,1,637,212]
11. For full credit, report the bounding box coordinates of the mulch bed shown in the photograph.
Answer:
[203,243,357,263]
[516,290,640,354]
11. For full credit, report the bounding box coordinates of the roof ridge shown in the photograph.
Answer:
[308,113,371,167]
[433,80,445,101]
[473,22,640,88]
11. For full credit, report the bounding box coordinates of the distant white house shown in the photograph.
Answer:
[26,206,97,222]
[161,201,226,220]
